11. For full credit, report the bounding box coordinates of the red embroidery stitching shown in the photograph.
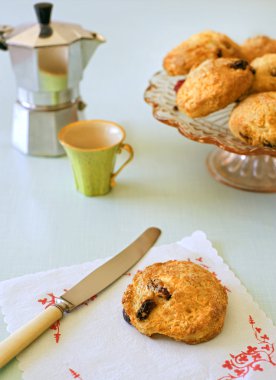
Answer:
[218,315,276,379]
[38,292,61,343]
[69,368,83,379]
[81,294,97,306]
[196,257,203,262]
[37,291,97,343]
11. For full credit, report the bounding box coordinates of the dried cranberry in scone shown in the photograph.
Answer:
[136,299,156,321]
[174,79,185,92]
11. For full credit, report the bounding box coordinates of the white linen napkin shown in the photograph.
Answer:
[0,231,275,380]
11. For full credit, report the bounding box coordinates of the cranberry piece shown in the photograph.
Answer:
[174,79,185,92]
[239,132,252,144]
[136,299,156,321]
[263,140,274,148]
[217,49,223,57]
[223,41,231,49]
[229,60,248,70]
[147,279,171,300]
[122,309,132,325]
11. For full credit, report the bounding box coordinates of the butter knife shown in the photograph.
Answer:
[0,227,161,368]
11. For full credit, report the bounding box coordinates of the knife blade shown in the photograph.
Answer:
[60,227,161,311]
[0,227,161,368]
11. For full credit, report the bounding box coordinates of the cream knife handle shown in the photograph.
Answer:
[0,305,63,368]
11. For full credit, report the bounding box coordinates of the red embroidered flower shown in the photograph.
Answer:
[249,315,255,325]
[37,297,47,305]
[252,353,262,361]
[222,360,233,370]
[261,334,269,341]
[246,346,258,354]
[50,321,61,343]
[234,368,245,376]
[252,364,263,372]
[238,353,248,363]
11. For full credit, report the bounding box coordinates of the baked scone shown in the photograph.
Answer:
[122,260,228,344]
[229,92,276,147]
[250,54,276,93]
[241,35,276,62]
[163,30,242,76]
[176,58,254,118]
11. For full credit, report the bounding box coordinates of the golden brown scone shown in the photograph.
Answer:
[122,261,228,344]
[229,92,276,147]
[250,54,276,93]
[241,35,276,62]
[163,30,242,76]
[176,58,254,118]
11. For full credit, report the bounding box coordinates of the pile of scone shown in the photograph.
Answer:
[163,30,276,148]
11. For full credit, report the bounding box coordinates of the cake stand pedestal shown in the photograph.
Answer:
[206,149,276,192]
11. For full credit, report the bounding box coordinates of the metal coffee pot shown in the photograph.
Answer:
[0,2,105,156]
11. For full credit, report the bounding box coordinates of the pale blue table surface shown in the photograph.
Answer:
[0,0,275,378]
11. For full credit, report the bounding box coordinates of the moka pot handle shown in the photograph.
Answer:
[0,25,13,50]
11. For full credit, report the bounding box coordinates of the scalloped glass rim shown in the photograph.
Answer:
[144,70,276,157]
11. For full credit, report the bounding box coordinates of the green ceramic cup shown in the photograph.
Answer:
[58,120,134,196]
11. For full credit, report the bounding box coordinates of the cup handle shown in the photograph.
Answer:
[111,143,134,187]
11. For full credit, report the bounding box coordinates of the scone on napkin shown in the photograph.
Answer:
[122,260,227,344]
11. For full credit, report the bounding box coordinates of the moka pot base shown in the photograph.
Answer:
[12,99,85,157]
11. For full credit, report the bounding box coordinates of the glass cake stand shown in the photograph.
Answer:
[144,71,276,192]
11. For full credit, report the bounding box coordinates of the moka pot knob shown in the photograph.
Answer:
[34,2,53,38]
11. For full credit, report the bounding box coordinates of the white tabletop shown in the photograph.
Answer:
[0,0,275,378]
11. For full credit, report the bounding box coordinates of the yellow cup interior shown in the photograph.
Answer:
[58,120,126,151]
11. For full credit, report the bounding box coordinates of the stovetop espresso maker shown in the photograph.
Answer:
[0,2,105,156]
